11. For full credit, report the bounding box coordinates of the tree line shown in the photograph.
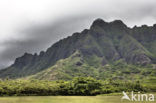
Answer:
[0,77,149,96]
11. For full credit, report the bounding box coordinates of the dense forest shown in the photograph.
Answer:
[0,77,155,96]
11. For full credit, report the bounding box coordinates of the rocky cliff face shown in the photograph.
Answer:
[0,18,155,79]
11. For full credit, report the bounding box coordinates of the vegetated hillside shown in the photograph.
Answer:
[28,50,156,81]
[0,18,156,80]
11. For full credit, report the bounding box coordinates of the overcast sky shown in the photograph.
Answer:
[0,0,156,69]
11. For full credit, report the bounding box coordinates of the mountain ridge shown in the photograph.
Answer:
[0,18,155,79]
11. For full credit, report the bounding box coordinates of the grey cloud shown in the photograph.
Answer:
[121,3,156,20]
[0,15,95,69]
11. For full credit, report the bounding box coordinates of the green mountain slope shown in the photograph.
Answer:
[28,50,156,81]
[0,18,155,79]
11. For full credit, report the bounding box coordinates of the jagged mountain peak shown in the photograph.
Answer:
[153,24,156,27]
[91,18,108,28]
[110,20,127,28]
[111,20,125,24]
[90,19,128,34]
[91,18,127,28]
[23,52,33,56]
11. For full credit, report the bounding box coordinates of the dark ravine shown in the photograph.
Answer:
[0,18,156,79]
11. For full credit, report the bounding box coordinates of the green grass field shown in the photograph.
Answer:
[0,95,155,103]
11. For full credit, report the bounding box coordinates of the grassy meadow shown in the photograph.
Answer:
[0,96,136,103]
[0,95,156,103]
